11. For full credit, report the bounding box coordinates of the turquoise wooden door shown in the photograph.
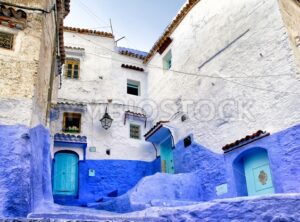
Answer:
[160,137,174,174]
[53,152,78,196]
[244,151,274,196]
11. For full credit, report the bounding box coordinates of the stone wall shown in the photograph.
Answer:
[0,0,58,126]
[147,0,300,153]
[31,0,57,127]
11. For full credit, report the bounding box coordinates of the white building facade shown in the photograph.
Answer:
[50,0,300,206]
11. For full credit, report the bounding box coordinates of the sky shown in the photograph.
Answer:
[64,0,186,52]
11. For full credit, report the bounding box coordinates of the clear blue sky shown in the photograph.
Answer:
[64,0,186,52]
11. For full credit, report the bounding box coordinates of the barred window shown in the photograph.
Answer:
[65,59,80,79]
[0,32,14,50]
[130,123,141,139]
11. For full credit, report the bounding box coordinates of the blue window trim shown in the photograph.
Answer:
[54,141,87,161]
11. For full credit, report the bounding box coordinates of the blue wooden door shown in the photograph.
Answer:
[53,152,78,196]
[160,137,174,174]
[244,151,274,196]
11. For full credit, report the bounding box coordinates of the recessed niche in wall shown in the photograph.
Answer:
[184,136,192,148]
[295,36,300,47]
[106,149,111,155]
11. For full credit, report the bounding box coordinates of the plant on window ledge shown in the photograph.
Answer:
[63,126,80,133]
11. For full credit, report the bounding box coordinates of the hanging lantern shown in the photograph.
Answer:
[100,107,113,130]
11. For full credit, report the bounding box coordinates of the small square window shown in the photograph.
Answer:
[130,123,141,139]
[63,112,81,133]
[127,80,140,96]
[163,50,172,70]
[0,32,14,50]
[65,59,80,79]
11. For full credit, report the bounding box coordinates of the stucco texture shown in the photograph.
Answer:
[54,158,161,205]
[0,124,52,217]
[0,0,58,126]
[86,123,300,213]
[147,0,300,153]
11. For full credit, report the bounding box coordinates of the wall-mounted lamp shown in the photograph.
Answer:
[100,106,113,130]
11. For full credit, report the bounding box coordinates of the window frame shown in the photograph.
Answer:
[0,31,14,50]
[163,50,172,70]
[62,112,82,133]
[129,123,141,140]
[64,58,80,79]
[127,79,141,96]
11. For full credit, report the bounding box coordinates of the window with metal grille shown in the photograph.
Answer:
[0,32,14,50]
[65,59,80,79]
[63,113,81,133]
[130,123,141,139]
[127,80,140,96]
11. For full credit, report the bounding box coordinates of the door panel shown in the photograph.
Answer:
[244,151,274,196]
[53,152,78,195]
[160,137,174,174]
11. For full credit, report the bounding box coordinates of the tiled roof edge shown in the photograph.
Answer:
[222,130,270,153]
[65,46,85,51]
[119,50,147,60]
[64,26,114,38]
[121,64,144,72]
[143,0,200,64]
[144,120,170,139]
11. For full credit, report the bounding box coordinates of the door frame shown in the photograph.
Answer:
[159,136,174,174]
[52,150,79,196]
[232,147,275,197]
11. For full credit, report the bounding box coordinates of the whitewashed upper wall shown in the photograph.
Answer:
[54,31,155,161]
[60,32,148,104]
[147,0,300,152]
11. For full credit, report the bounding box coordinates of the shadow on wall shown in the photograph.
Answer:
[0,124,52,218]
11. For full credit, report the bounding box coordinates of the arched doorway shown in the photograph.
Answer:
[53,152,79,196]
[244,149,274,196]
[233,148,274,196]
[160,137,174,174]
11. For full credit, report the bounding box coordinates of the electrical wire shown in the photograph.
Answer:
[63,33,300,95]
[75,0,110,28]
[71,33,296,78]
[73,0,141,49]
[62,0,300,96]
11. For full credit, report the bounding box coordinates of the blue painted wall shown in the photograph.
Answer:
[172,124,300,200]
[94,124,300,213]
[224,124,300,197]
[54,158,161,205]
[173,136,228,200]
[0,124,51,217]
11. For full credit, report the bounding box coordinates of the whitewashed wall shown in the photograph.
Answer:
[53,31,156,161]
[147,0,300,153]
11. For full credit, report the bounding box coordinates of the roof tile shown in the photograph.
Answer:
[222,130,270,153]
